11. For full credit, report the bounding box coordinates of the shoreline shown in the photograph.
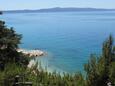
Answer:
[17,49,65,74]
[17,49,45,57]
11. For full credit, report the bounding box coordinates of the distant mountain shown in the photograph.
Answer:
[3,7,115,13]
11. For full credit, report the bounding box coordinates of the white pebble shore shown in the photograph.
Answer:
[17,49,44,57]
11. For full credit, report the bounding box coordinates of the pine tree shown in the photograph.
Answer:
[84,35,115,86]
[0,20,28,70]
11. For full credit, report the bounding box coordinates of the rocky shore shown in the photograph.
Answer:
[17,49,44,57]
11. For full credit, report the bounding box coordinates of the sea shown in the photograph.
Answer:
[0,11,115,74]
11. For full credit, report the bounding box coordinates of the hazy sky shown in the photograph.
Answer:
[0,0,115,10]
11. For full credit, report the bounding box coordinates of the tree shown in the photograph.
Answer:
[84,35,115,86]
[0,20,29,70]
[0,11,2,15]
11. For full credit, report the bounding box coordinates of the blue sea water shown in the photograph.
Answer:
[0,11,115,73]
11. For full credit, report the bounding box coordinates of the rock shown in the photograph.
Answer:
[17,49,44,57]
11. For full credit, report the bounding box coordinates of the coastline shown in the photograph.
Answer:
[17,48,46,70]
[17,49,45,57]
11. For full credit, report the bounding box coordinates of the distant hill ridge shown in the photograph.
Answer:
[3,7,115,13]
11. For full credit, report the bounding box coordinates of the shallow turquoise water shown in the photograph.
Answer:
[0,11,115,73]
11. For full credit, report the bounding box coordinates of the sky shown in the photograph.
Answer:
[0,0,115,10]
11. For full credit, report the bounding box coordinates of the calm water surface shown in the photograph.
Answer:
[0,11,115,73]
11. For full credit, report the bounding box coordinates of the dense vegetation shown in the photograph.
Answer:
[0,20,29,69]
[84,35,115,86]
[0,12,115,86]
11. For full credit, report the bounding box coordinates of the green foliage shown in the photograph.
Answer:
[0,19,85,86]
[0,20,29,69]
[0,62,85,86]
[0,63,26,86]
[26,64,85,86]
[84,35,115,86]
[109,62,115,85]
[0,17,115,86]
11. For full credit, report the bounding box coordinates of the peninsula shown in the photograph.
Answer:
[17,49,44,57]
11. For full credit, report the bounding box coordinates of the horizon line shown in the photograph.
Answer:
[2,7,115,11]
